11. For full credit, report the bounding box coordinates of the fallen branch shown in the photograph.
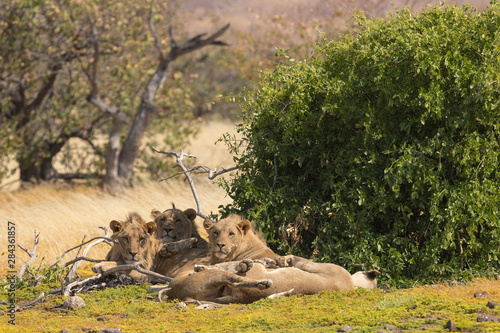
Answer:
[99,264,172,283]
[64,274,103,297]
[66,226,110,282]
[49,234,113,270]
[17,230,40,281]
[158,287,171,302]
[62,257,104,268]
[20,292,45,307]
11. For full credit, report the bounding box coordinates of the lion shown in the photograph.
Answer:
[92,212,159,282]
[203,214,279,264]
[166,214,380,303]
[167,255,379,304]
[151,206,208,257]
[151,207,211,278]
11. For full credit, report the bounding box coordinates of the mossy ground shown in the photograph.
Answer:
[1,278,499,332]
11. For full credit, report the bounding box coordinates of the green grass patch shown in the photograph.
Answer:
[1,278,499,332]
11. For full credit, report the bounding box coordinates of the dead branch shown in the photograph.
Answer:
[17,230,40,281]
[64,274,102,297]
[153,147,238,222]
[99,264,172,283]
[157,287,171,302]
[49,233,113,270]
[153,147,213,221]
[62,257,104,268]
[66,227,110,282]
[20,292,45,308]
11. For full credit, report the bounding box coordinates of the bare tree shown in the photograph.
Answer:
[84,8,229,191]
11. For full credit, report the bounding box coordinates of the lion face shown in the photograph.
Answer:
[204,215,252,262]
[109,212,157,267]
[151,208,197,243]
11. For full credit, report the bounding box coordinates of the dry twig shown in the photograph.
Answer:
[66,227,110,281]
[17,230,40,281]
[153,147,238,222]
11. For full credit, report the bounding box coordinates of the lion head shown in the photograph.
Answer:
[106,212,158,270]
[203,214,277,264]
[151,207,197,243]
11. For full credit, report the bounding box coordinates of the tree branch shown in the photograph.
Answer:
[17,230,40,281]
[66,227,110,282]
[49,233,113,270]
[153,147,214,221]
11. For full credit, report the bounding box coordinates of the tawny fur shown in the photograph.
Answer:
[92,212,159,282]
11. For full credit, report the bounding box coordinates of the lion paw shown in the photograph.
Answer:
[159,245,173,258]
[92,262,116,274]
[274,255,296,267]
[257,279,273,289]
[237,259,254,273]
[194,264,208,272]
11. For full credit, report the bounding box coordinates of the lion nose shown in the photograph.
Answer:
[216,243,225,250]
[129,251,138,258]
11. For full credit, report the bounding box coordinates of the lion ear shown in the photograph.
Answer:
[184,208,197,222]
[110,220,123,233]
[203,219,214,231]
[238,220,252,235]
[144,222,157,235]
[151,208,162,219]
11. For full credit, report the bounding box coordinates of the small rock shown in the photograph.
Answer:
[195,303,222,310]
[331,320,338,326]
[175,302,187,309]
[486,301,500,309]
[382,324,396,330]
[337,325,354,332]
[474,291,489,298]
[407,305,417,311]
[426,314,439,320]
[446,320,456,332]
[477,314,500,322]
[59,330,69,333]
[97,316,109,322]
[98,329,123,333]
[238,306,247,310]
[63,296,85,310]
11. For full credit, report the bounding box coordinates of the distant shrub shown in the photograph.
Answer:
[221,2,500,286]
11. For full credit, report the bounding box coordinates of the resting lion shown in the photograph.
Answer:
[151,207,211,278]
[165,215,379,303]
[203,214,279,264]
[167,255,380,304]
[151,206,208,257]
[92,212,159,282]
[152,213,280,278]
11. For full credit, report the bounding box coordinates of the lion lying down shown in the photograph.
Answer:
[167,255,380,304]
[165,214,380,303]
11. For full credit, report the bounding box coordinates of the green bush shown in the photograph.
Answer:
[221,2,500,286]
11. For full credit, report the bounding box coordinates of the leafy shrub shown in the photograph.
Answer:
[221,2,500,286]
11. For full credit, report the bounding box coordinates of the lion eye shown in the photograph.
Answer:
[213,231,219,237]
[229,232,235,237]
[139,237,145,243]
[123,237,129,244]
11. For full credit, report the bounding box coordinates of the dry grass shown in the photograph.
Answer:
[0,120,237,275]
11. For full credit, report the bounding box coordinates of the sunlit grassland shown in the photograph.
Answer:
[0,120,236,276]
[1,119,499,332]
[1,278,499,332]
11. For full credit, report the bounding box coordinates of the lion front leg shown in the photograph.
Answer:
[194,259,255,274]
[160,237,198,257]
[92,261,118,274]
